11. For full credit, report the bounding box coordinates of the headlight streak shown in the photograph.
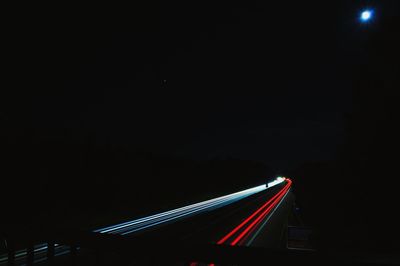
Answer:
[114,194,252,235]
[267,177,285,188]
[96,184,267,235]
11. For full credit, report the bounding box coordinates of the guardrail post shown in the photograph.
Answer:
[47,241,55,261]
[26,242,34,266]
[95,248,103,265]
[7,238,15,266]
[70,244,78,265]
[280,219,288,249]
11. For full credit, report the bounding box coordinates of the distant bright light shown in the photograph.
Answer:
[360,9,373,22]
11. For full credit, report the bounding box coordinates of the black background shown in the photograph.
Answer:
[2,0,400,252]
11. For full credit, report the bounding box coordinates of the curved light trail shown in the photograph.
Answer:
[216,178,292,246]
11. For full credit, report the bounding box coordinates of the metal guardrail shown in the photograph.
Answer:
[2,227,399,265]
[1,227,318,265]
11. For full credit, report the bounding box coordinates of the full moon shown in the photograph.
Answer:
[360,10,373,22]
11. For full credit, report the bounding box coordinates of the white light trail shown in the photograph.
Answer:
[267,177,285,188]
[96,184,267,234]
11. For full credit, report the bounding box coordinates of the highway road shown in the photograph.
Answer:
[117,178,292,247]
[1,177,293,265]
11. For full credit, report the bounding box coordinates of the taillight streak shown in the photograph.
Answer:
[230,181,291,245]
[217,179,292,246]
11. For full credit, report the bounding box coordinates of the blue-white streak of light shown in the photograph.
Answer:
[112,195,241,235]
[267,177,285,188]
[120,193,252,235]
[96,184,266,234]
[109,190,260,235]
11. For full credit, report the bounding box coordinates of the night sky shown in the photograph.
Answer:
[4,1,372,170]
[2,2,398,173]
[2,0,400,251]
[3,1,399,171]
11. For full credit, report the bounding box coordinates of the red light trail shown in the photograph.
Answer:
[217,178,292,246]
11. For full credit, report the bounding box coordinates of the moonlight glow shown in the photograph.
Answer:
[360,10,373,22]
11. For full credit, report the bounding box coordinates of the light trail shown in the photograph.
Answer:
[216,179,292,246]
[234,181,291,245]
[267,177,285,188]
[245,186,291,246]
[96,184,267,235]
[216,182,289,244]
[119,193,255,235]
[231,180,291,245]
